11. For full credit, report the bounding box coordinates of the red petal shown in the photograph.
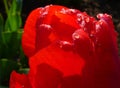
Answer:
[29,43,85,77]
[21,5,120,88]
[95,14,119,59]
[22,8,43,57]
[36,5,80,42]
[72,29,94,59]
[35,24,53,51]
[34,64,63,88]
[50,11,80,42]
[96,14,118,53]
[41,5,68,24]
[9,71,31,88]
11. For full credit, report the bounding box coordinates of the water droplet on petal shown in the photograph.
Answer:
[81,20,86,27]
[42,11,48,17]
[60,8,67,14]
[59,41,73,51]
[77,18,81,22]
[85,17,90,23]
[77,13,82,18]
[60,8,79,15]
[72,32,80,41]
[67,9,78,14]
[36,24,52,36]
[95,24,101,33]
[90,34,94,38]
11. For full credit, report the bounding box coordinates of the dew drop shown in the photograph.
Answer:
[37,24,52,36]
[77,18,81,22]
[59,40,73,51]
[68,9,78,14]
[85,17,90,23]
[60,8,67,14]
[60,8,79,15]
[81,20,86,27]
[77,13,82,18]
[90,34,94,38]
[95,24,101,33]
[42,11,48,16]
[72,32,80,41]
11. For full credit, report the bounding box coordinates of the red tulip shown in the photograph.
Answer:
[10,71,31,88]
[10,5,120,88]
[22,7,43,57]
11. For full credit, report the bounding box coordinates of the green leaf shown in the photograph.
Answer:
[5,0,22,32]
[0,13,4,32]
[0,13,4,41]
[19,46,29,68]
[0,86,8,88]
[0,58,20,86]
[0,13,4,59]
[18,68,30,74]
[1,31,23,59]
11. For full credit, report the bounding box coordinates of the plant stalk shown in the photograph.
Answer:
[3,0,9,16]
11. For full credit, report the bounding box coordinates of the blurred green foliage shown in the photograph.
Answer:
[4,0,22,32]
[0,0,29,86]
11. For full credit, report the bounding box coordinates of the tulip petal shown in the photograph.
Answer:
[22,8,43,57]
[10,71,31,88]
[29,43,85,77]
[20,5,120,88]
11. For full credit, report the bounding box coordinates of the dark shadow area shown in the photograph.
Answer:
[61,75,82,88]
[35,63,83,88]
[35,63,63,88]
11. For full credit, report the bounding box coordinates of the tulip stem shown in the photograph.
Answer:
[3,0,9,16]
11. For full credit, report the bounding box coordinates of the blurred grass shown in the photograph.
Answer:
[0,86,8,88]
[0,0,28,87]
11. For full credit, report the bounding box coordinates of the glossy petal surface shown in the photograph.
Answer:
[10,4,120,88]
[22,8,43,57]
